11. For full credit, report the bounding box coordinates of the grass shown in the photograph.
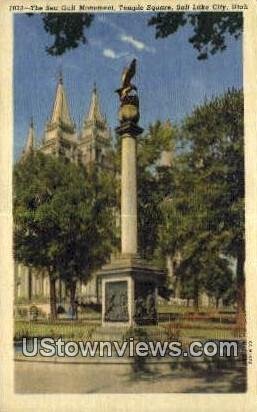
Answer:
[14,305,241,342]
[132,324,239,341]
[14,320,100,341]
[14,319,242,342]
[157,304,235,315]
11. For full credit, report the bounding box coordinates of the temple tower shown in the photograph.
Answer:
[79,84,111,167]
[22,118,36,158]
[40,73,78,162]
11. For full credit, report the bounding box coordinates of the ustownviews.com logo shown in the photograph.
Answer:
[21,338,239,358]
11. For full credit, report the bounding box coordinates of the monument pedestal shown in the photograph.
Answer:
[97,254,166,327]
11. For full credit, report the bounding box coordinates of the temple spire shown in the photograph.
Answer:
[23,117,36,156]
[49,73,74,128]
[85,84,105,124]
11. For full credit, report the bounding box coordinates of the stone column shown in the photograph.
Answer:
[95,60,166,329]
[117,123,143,255]
[121,133,137,254]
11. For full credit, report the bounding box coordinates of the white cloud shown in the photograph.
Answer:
[103,48,129,60]
[120,34,155,53]
[97,16,155,54]
[103,48,117,59]
[120,34,144,50]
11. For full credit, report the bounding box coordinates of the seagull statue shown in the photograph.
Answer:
[115,59,137,101]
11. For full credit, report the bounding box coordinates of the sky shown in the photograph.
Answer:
[14,13,242,159]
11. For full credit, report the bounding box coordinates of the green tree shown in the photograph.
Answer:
[148,12,242,60]
[159,89,244,318]
[203,255,234,308]
[137,121,176,261]
[28,13,94,56]
[14,152,117,318]
[184,89,244,317]
[53,165,117,313]
[178,248,234,309]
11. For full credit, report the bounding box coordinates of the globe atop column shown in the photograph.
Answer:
[115,58,140,124]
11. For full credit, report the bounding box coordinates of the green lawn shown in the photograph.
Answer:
[14,318,242,342]
[14,303,241,342]
[14,302,241,342]
[14,320,100,341]
[157,304,235,315]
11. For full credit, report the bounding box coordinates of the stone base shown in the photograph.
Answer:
[97,254,166,327]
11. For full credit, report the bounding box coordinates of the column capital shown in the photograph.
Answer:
[115,121,144,137]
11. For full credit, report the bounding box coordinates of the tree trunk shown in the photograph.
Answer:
[193,275,199,310]
[70,280,77,319]
[58,279,62,304]
[236,241,245,329]
[28,266,32,301]
[49,275,57,320]
[216,297,219,309]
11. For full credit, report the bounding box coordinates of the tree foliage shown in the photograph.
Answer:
[28,13,94,56]
[203,255,234,307]
[148,12,243,59]
[14,153,117,317]
[131,90,243,309]
[158,89,244,311]
[137,121,176,260]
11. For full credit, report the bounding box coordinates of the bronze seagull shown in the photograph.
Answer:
[115,58,137,100]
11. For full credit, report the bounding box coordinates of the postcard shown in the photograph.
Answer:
[0,0,256,410]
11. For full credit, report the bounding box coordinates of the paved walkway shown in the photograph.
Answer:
[15,360,246,393]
